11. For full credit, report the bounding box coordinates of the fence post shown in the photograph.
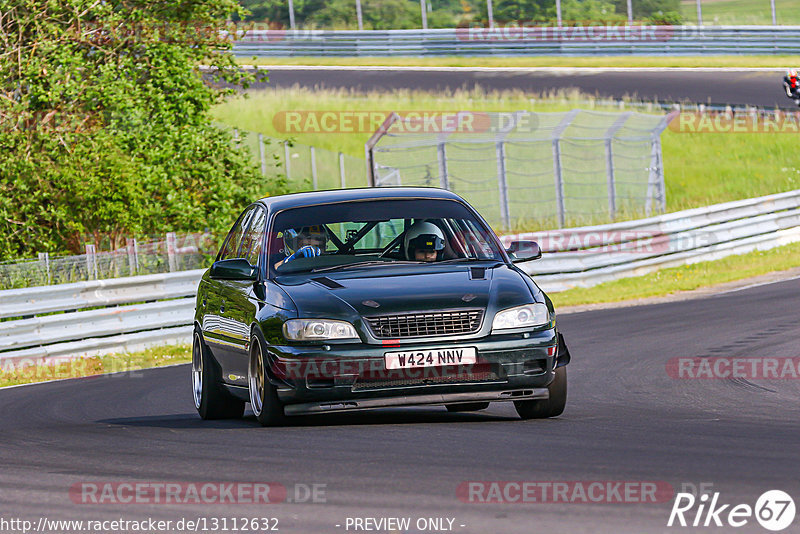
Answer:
[437,142,449,190]
[127,238,138,275]
[310,146,318,190]
[284,141,292,182]
[603,112,631,222]
[550,110,578,229]
[166,232,178,273]
[85,244,98,280]
[38,252,51,285]
[258,133,267,177]
[552,140,566,228]
[233,128,240,150]
[605,139,617,221]
[339,152,346,188]
[495,141,511,230]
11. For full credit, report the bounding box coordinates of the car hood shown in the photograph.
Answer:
[274,264,537,321]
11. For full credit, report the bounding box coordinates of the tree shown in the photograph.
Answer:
[0,0,283,259]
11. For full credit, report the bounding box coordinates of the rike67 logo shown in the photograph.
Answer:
[668,490,796,531]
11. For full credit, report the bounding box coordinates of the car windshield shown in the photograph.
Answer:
[268,198,505,275]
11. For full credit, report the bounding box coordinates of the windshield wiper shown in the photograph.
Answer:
[311,260,422,273]
[438,257,501,264]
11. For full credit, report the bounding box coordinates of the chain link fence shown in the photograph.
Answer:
[230,127,368,191]
[0,233,216,290]
[368,110,673,230]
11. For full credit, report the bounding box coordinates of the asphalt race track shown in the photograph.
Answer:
[2,277,799,533]
[254,67,791,110]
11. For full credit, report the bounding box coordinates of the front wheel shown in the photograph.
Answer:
[514,366,567,420]
[192,331,245,420]
[248,332,286,427]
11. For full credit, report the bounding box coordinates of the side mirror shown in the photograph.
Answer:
[210,258,257,281]
[506,240,542,263]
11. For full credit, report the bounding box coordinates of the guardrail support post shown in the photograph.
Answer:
[127,238,138,275]
[38,252,51,285]
[311,146,318,189]
[496,141,511,230]
[166,232,178,273]
[85,244,98,281]
[258,133,267,177]
[284,141,292,183]
[437,142,449,190]
[339,152,346,188]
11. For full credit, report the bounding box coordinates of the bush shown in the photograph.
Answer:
[0,0,285,260]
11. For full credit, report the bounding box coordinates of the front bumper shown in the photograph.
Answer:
[266,328,560,412]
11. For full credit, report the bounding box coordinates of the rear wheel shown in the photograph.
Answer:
[192,331,245,420]
[446,402,490,412]
[248,333,286,427]
[514,366,567,420]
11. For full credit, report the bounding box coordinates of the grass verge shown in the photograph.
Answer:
[0,344,191,388]
[550,241,800,308]
[235,56,792,69]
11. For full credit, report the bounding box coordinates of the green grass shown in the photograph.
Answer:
[212,86,800,216]
[0,344,191,388]
[681,0,800,25]
[236,56,794,68]
[550,240,800,308]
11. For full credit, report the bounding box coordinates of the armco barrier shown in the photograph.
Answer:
[1,189,799,365]
[230,26,800,56]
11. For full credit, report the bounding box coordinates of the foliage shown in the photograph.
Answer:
[0,0,285,260]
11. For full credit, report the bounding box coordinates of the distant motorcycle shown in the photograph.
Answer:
[783,70,800,107]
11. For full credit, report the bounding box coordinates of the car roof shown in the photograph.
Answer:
[256,187,464,212]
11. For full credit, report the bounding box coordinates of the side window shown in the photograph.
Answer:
[218,207,255,261]
[242,208,267,266]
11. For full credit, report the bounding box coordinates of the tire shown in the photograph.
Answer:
[446,402,490,412]
[514,366,567,420]
[192,330,245,420]
[248,331,286,427]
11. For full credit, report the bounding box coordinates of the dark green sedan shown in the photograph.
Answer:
[192,187,571,426]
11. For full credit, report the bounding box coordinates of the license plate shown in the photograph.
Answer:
[384,347,477,370]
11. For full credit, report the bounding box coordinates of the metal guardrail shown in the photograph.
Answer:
[0,271,203,366]
[2,189,799,366]
[499,190,800,292]
[231,26,800,56]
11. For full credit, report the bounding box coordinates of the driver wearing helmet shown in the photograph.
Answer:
[404,221,446,262]
[275,225,328,268]
[784,69,799,98]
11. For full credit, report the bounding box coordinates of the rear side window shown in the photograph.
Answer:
[242,208,267,266]
[218,206,256,261]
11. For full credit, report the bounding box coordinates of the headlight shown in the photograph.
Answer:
[283,319,360,341]
[491,303,549,332]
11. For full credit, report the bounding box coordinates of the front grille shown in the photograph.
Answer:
[365,309,484,339]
